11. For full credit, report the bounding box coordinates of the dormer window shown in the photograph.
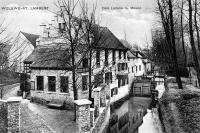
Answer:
[59,23,66,33]
[24,63,31,73]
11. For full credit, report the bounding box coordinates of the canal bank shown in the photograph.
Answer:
[158,78,200,133]
[110,97,152,133]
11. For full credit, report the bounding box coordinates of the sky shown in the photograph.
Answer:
[0,0,156,48]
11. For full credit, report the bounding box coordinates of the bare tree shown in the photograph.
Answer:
[180,0,187,67]
[188,0,200,87]
[156,0,183,89]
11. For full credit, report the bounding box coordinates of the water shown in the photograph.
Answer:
[108,97,163,133]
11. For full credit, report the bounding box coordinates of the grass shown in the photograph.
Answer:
[0,70,19,85]
[159,78,200,133]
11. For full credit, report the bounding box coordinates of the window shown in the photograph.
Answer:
[123,51,126,59]
[48,76,56,92]
[132,67,134,73]
[112,50,116,65]
[105,72,112,84]
[31,81,35,90]
[136,66,138,73]
[37,76,44,91]
[105,50,108,66]
[24,63,31,73]
[59,23,66,33]
[119,50,122,59]
[60,76,69,93]
[139,65,141,71]
[111,87,118,97]
[94,74,103,87]
[118,63,127,71]
[82,75,88,91]
[117,75,128,87]
[96,50,100,67]
[82,58,88,68]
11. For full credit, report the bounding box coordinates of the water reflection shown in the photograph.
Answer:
[107,97,152,133]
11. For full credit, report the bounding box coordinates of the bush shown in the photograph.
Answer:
[166,67,189,77]
[181,93,200,100]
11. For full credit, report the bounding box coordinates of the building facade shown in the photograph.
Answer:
[25,15,129,108]
[9,31,39,73]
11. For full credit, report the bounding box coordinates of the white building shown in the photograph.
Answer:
[25,15,130,108]
[127,50,146,80]
[9,31,39,73]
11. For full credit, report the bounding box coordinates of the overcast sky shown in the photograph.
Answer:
[0,0,156,48]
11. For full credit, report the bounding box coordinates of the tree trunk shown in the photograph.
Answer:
[194,0,200,52]
[188,0,200,87]
[88,44,92,102]
[181,0,187,67]
[168,0,183,89]
[71,43,77,121]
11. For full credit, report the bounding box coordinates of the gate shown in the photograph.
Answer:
[132,81,151,97]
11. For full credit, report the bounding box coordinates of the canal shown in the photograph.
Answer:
[109,96,164,133]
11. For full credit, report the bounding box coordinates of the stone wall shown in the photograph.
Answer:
[30,69,89,108]
[0,100,7,132]
[0,97,21,133]
[91,101,110,133]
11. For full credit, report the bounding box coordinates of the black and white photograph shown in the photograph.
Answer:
[0,0,199,133]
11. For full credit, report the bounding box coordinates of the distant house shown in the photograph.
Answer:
[127,50,153,81]
[127,50,145,77]
[25,16,129,108]
[187,64,199,88]
[9,31,39,73]
[0,44,12,70]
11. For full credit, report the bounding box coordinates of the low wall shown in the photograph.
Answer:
[31,91,74,109]
[91,101,110,133]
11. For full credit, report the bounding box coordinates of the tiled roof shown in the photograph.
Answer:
[24,25,128,69]
[92,26,128,50]
[127,51,136,58]
[24,46,72,70]
[21,31,39,48]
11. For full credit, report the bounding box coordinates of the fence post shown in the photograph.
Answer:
[7,97,22,133]
[74,99,92,132]
[93,87,101,118]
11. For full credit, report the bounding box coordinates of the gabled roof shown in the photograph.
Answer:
[127,51,136,58]
[69,17,127,50]
[127,50,143,58]
[91,26,128,50]
[21,31,39,48]
[120,39,132,49]
[24,46,72,70]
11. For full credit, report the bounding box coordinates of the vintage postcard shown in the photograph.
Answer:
[0,0,199,133]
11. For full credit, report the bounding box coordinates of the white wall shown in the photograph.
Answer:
[9,33,35,73]
[128,57,145,80]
